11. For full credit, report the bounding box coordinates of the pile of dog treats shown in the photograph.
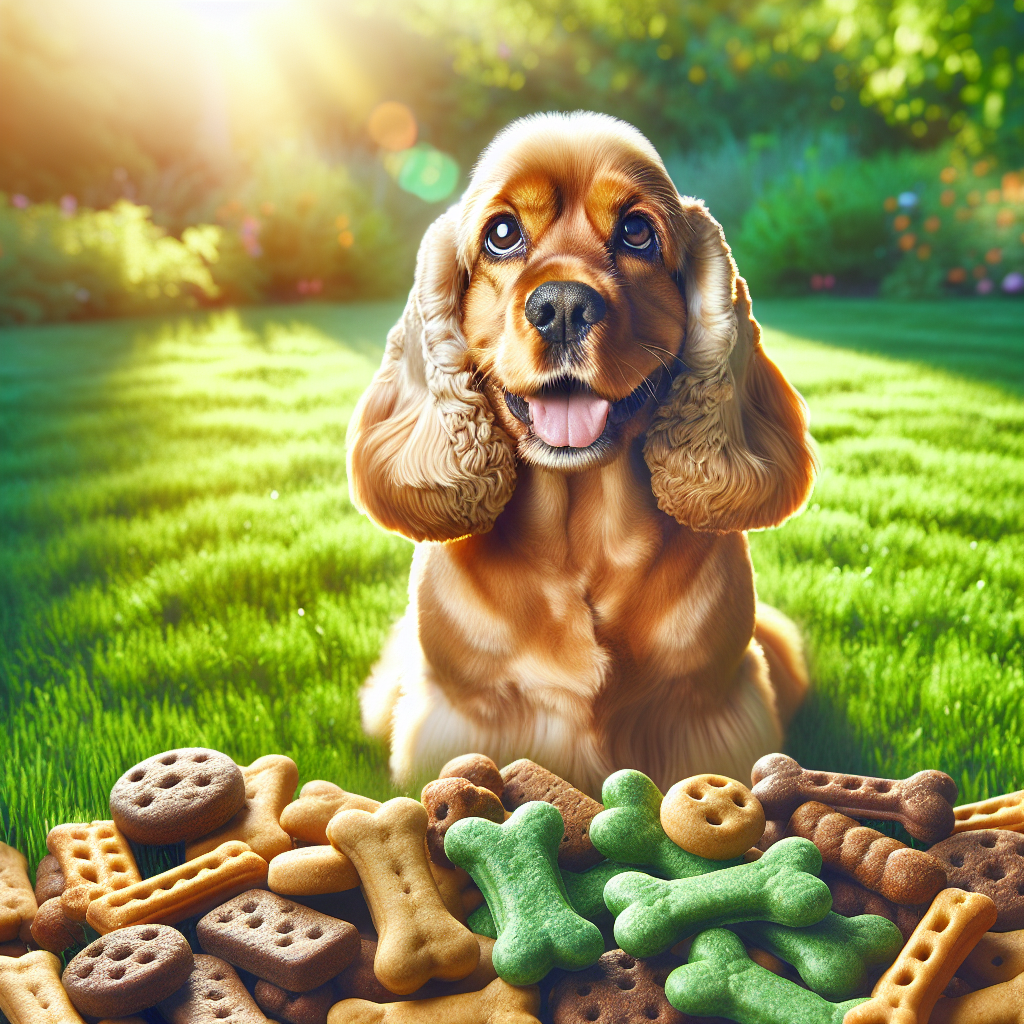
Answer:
[1,748,1023,1024]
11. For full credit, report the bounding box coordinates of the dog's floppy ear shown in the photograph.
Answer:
[347,208,517,542]
[643,200,817,533]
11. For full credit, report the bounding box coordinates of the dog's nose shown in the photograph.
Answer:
[524,281,606,347]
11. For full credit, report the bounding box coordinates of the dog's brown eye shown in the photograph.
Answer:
[484,216,524,256]
[620,214,653,250]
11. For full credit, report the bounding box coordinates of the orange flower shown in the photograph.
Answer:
[917,245,931,260]
[338,231,355,247]
[940,167,957,184]
[947,268,967,283]
[986,188,1002,204]
[996,209,1015,227]
[985,248,1002,264]
[940,189,956,207]
[973,160,989,177]
[884,196,898,212]
[894,214,911,231]
[898,233,917,251]
[924,216,941,232]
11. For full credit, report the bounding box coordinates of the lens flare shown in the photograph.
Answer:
[368,101,418,151]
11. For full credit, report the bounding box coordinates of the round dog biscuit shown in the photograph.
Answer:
[439,754,504,798]
[110,748,245,846]
[928,829,1024,931]
[661,774,766,861]
[62,923,194,1019]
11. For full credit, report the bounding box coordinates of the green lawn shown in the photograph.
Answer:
[1,299,1021,874]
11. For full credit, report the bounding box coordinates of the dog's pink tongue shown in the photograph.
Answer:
[527,392,610,448]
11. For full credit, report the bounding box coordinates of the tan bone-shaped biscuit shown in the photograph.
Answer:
[86,840,268,933]
[269,844,360,895]
[47,821,141,922]
[930,969,1024,1024]
[187,754,298,861]
[281,780,381,845]
[327,976,542,1024]
[843,888,998,1024]
[0,843,37,943]
[953,790,1024,834]
[327,797,480,995]
[957,927,1024,987]
[0,949,87,1024]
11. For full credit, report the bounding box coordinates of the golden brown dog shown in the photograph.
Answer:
[347,111,817,796]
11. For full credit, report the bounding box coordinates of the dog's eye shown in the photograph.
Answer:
[484,216,524,257]
[620,214,654,250]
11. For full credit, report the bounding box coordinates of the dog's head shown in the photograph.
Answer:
[348,112,816,541]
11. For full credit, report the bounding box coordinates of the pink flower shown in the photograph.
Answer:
[11,194,29,209]
[60,194,78,217]
[975,278,994,295]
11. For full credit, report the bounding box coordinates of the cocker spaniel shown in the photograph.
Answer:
[347,111,817,797]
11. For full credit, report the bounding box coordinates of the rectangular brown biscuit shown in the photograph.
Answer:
[0,843,37,944]
[158,954,267,1024]
[47,821,141,921]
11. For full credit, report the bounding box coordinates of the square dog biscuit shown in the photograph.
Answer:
[0,843,37,944]
[0,949,88,1024]
[47,821,141,922]
[197,889,360,992]
[158,953,267,1024]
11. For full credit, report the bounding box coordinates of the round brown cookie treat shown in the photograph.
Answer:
[928,829,1024,931]
[421,777,506,868]
[255,978,336,1024]
[439,754,504,799]
[661,775,766,861]
[110,748,246,846]
[33,855,64,905]
[62,923,194,1019]
[28,896,85,953]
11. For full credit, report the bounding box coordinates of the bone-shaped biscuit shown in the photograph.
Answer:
[85,840,268,933]
[439,753,504,798]
[29,897,86,954]
[269,844,360,895]
[0,949,88,1024]
[952,789,1024,834]
[590,769,739,879]
[751,754,957,845]
[605,836,833,959]
[929,969,1024,1024]
[842,888,998,1024]
[665,928,868,1023]
[788,801,947,905]
[187,754,298,861]
[327,797,480,995]
[0,843,36,944]
[733,912,904,1000]
[281,780,382,845]
[444,801,605,985]
[957,927,1024,987]
[46,821,141,922]
[33,855,65,905]
[326,976,542,1024]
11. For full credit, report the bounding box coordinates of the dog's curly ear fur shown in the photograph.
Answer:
[347,208,518,542]
[643,199,817,533]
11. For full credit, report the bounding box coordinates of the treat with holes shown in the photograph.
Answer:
[787,801,947,905]
[269,845,360,895]
[928,830,1024,931]
[0,843,36,944]
[665,928,867,1023]
[843,888,998,1024]
[158,953,267,1024]
[33,856,65,905]
[953,790,1024,835]
[326,976,542,1024]
[110,748,246,847]
[255,978,336,1024]
[0,948,88,1024]
[750,754,957,846]
[661,774,766,862]
[46,821,141,921]
[62,923,193,1019]
[327,798,480,994]
[500,760,604,872]
[421,777,505,868]
[445,801,604,985]
[197,888,359,992]
[187,754,299,862]
[281,781,381,846]
[822,871,926,942]
[86,839,268,933]
[605,837,833,959]
[957,927,1024,988]
[548,948,691,1024]
[439,754,504,799]
[930,968,1024,1024]
[28,897,86,954]
[590,770,738,880]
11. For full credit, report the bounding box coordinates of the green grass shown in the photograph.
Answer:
[1,299,1021,877]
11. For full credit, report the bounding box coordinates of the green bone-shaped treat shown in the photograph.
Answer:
[590,769,741,878]
[666,928,868,1024]
[605,836,832,958]
[468,858,633,937]
[444,800,605,985]
[733,912,903,1001]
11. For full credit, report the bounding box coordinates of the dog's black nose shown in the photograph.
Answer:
[525,281,606,347]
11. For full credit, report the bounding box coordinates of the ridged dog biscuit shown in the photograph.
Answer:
[269,845,360,895]
[86,840,268,933]
[953,790,1024,834]
[0,843,36,944]
[281,780,382,846]
[158,953,267,1024]
[187,754,298,862]
[0,949,87,1024]
[661,775,766,861]
[46,821,141,922]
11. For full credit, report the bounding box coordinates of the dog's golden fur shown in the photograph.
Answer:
[348,112,817,796]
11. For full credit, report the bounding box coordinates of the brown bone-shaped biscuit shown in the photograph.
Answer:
[0,948,88,1024]
[928,829,1024,931]
[29,897,87,954]
[46,821,141,922]
[33,855,65,905]
[788,801,947,905]
[438,754,504,799]
[0,843,37,944]
[281,781,382,846]
[421,778,505,868]
[500,759,604,872]
[158,953,267,1024]
[822,871,927,942]
[952,789,1024,834]
[751,753,957,845]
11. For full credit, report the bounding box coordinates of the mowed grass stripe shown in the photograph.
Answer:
[1,300,1021,875]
